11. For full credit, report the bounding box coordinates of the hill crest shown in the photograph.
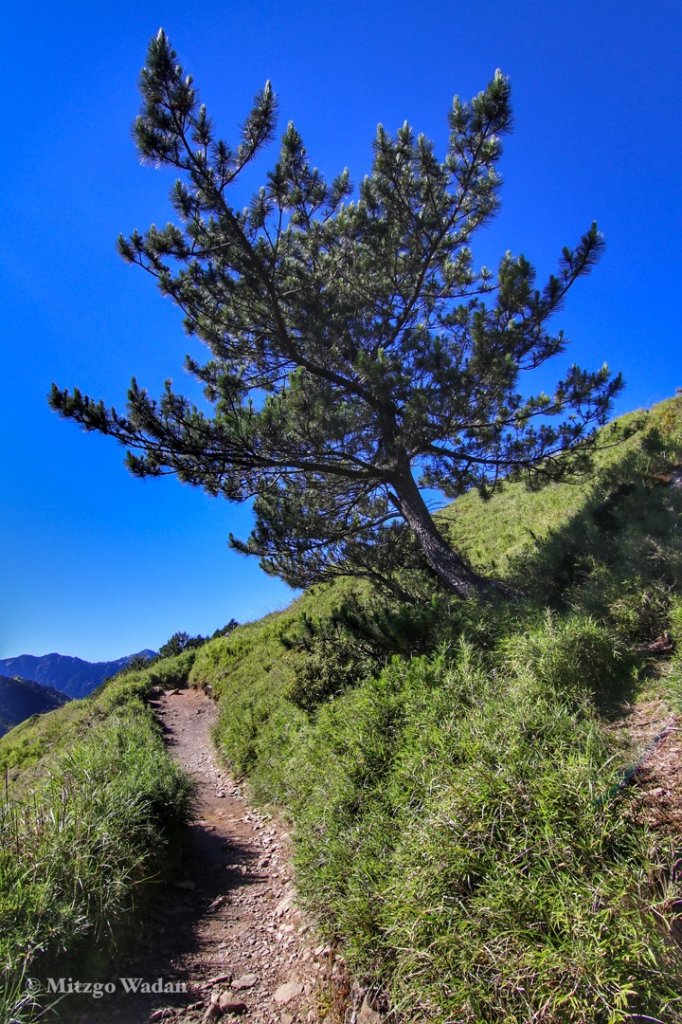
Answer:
[0,674,70,737]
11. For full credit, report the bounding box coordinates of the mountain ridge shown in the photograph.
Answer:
[0,674,71,736]
[0,650,157,699]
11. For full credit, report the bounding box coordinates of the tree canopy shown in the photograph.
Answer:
[50,30,622,598]
[158,630,205,659]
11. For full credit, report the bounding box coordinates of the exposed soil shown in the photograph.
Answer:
[62,688,336,1024]
[625,700,682,832]
[610,696,682,829]
[614,696,682,947]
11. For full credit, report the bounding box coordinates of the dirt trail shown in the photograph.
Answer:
[621,698,682,832]
[70,688,328,1024]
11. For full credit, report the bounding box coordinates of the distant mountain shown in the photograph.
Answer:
[0,651,157,700]
[0,675,71,736]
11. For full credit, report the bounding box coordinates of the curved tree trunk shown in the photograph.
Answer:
[392,466,487,598]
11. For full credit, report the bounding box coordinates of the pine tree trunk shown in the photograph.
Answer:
[392,466,486,598]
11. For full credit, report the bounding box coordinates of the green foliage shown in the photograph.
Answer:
[0,709,192,1022]
[6,397,680,1022]
[211,618,239,639]
[440,398,682,628]
[289,634,680,1022]
[277,590,510,712]
[0,646,199,1021]
[210,615,682,1022]
[146,648,198,689]
[193,397,682,1023]
[0,699,93,779]
[158,629,205,659]
[123,652,155,672]
[50,30,623,597]
[499,612,628,698]
[669,597,682,651]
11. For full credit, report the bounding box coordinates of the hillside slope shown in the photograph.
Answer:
[185,396,682,1023]
[0,655,193,1024]
[0,675,70,736]
[3,395,682,1024]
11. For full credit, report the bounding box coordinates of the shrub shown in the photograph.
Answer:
[281,637,681,1022]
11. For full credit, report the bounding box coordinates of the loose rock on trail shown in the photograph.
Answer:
[70,687,334,1024]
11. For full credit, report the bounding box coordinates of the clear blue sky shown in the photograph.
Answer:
[2,0,680,661]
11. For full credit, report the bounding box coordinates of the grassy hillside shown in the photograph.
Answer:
[0,657,194,1022]
[186,395,682,1023]
[3,395,682,1023]
[0,676,69,736]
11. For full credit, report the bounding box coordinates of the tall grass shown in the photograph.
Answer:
[0,699,192,1022]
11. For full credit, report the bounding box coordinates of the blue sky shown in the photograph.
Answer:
[2,0,680,661]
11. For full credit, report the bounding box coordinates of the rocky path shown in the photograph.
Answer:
[70,688,333,1024]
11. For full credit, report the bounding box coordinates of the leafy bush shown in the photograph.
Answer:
[499,612,628,700]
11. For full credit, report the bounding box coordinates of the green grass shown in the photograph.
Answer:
[4,395,682,1023]
[189,395,682,1023]
[0,661,194,1023]
[0,649,198,783]
[438,407,650,576]
[288,624,680,1022]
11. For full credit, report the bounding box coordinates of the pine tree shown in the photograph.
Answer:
[158,631,204,658]
[50,30,622,598]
